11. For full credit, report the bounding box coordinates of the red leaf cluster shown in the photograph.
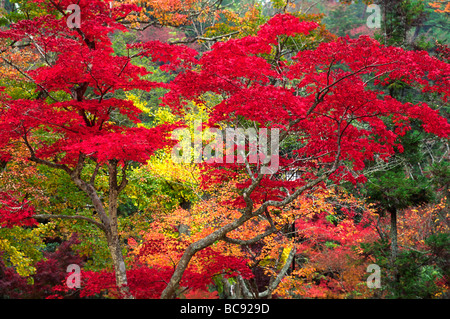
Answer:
[0,191,36,228]
[257,13,319,44]
[0,0,189,168]
[163,13,450,193]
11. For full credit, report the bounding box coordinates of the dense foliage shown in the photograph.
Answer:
[0,0,449,299]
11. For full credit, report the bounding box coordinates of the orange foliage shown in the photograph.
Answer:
[0,140,49,211]
[130,178,382,299]
[429,1,450,13]
[0,40,38,85]
[121,0,213,27]
[398,198,449,250]
[273,188,380,299]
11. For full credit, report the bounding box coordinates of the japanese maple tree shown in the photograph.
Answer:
[272,188,380,299]
[0,0,190,296]
[158,13,450,298]
[1,1,449,299]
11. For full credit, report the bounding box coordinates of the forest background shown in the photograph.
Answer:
[0,0,449,299]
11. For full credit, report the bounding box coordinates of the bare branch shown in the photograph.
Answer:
[25,33,52,66]
[303,1,320,14]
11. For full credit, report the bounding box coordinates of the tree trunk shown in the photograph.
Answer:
[390,208,398,263]
[107,230,131,298]
[390,207,400,291]
[71,163,132,298]
[160,171,333,299]
[106,160,131,297]
[160,213,253,299]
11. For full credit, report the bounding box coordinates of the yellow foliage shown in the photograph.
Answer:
[0,238,36,277]
[148,151,200,185]
[125,92,151,114]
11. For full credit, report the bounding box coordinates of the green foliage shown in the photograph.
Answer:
[425,233,450,279]
[0,0,60,26]
[0,225,46,277]
[361,232,449,298]
[420,6,450,43]
[393,249,445,299]
[372,0,427,47]
[363,169,433,214]
[427,162,450,199]
[322,2,367,38]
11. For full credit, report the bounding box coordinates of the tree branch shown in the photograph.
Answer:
[258,246,296,298]
[22,132,71,173]
[307,61,399,116]
[222,226,278,246]
[238,246,297,299]
[34,214,107,232]
[118,161,129,193]
[90,162,101,186]
[70,153,86,180]
[0,56,59,102]
[167,31,240,45]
